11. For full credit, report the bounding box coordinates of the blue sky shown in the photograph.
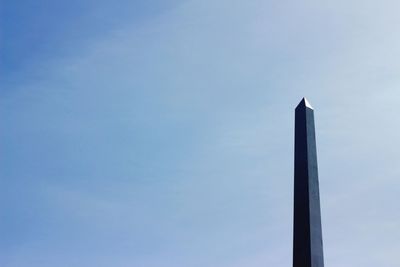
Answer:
[1,1,400,266]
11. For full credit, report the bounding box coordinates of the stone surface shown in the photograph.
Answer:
[293,98,324,267]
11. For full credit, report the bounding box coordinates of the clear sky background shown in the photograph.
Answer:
[1,1,400,266]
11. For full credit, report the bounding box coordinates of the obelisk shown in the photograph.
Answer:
[293,98,324,267]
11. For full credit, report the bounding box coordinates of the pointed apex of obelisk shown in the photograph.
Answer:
[303,97,313,109]
[296,97,314,110]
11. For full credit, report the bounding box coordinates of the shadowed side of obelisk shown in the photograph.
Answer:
[293,98,324,267]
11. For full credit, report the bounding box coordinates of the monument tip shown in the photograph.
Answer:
[297,97,314,109]
[303,97,313,109]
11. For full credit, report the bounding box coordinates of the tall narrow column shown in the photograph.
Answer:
[293,98,324,267]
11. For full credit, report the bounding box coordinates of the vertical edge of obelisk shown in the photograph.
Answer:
[293,102,311,267]
[305,106,324,267]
